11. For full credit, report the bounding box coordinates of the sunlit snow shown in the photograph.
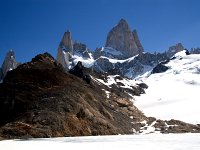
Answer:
[72,54,94,68]
[135,51,200,124]
[0,134,200,150]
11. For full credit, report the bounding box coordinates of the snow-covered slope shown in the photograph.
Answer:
[135,50,200,124]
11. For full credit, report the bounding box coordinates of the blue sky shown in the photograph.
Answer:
[0,0,200,64]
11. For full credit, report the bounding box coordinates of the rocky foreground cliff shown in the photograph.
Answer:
[0,53,147,139]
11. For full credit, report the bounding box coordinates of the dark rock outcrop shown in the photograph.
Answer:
[151,63,169,74]
[141,118,200,134]
[0,68,2,81]
[69,61,91,84]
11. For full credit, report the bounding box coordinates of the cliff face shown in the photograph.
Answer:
[58,30,73,54]
[105,19,144,58]
[57,31,73,70]
[1,49,18,78]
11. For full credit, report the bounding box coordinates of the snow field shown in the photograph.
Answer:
[135,51,200,124]
[0,134,200,150]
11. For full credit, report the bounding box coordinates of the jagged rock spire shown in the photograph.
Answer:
[1,49,18,78]
[59,30,73,53]
[132,29,144,54]
[105,19,144,58]
[57,30,74,71]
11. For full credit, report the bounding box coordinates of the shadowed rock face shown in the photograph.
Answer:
[58,30,73,53]
[0,53,147,139]
[151,63,169,74]
[1,49,18,78]
[0,68,2,81]
[69,61,91,84]
[105,19,144,58]
[57,31,73,71]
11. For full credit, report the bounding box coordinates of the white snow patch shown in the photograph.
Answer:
[72,55,94,68]
[99,54,138,64]
[102,89,110,98]
[140,121,160,134]
[95,75,138,90]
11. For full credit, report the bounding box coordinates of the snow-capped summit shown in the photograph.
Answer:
[135,50,200,124]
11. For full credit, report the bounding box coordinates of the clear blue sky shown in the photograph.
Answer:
[0,0,200,65]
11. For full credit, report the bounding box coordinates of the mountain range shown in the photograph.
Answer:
[0,19,200,139]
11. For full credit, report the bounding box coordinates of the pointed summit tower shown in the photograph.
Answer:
[1,49,18,78]
[117,18,130,30]
[59,30,73,53]
[57,30,74,71]
[105,19,144,58]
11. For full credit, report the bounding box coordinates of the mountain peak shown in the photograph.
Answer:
[60,30,73,53]
[105,19,144,58]
[1,49,18,78]
[117,18,129,29]
[57,30,74,71]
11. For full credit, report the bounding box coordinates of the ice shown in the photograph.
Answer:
[0,134,200,150]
